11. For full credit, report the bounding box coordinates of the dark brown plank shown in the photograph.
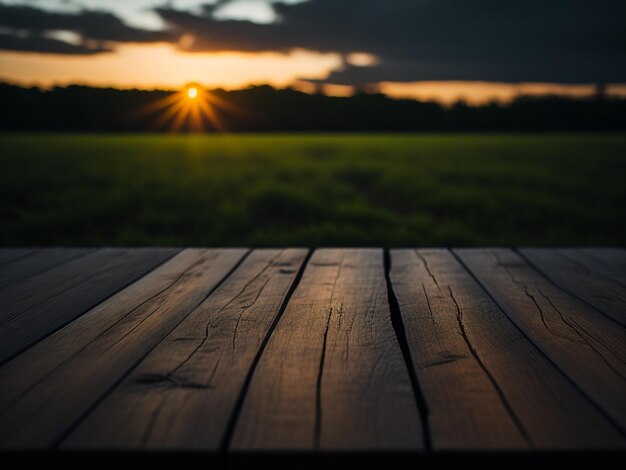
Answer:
[0,248,94,289]
[391,249,624,450]
[520,248,626,326]
[0,249,39,266]
[0,248,247,448]
[569,248,626,280]
[0,248,178,364]
[231,249,422,451]
[456,248,626,432]
[64,249,308,450]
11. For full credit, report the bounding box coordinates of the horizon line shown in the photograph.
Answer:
[2,79,626,107]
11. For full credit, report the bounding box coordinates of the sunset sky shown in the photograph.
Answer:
[1,0,625,104]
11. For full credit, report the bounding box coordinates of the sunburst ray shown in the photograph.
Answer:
[137,83,246,132]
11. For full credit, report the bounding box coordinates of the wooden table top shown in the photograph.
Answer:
[0,247,624,458]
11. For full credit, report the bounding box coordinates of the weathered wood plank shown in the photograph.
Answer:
[63,249,308,450]
[0,248,178,364]
[391,249,624,450]
[0,248,247,448]
[561,248,626,279]
[0,248,94,289]
[231,249,422,451]
[520,248,626,326]
[569,248,626,280]
[455,248,626,432]
[0,249,39,266]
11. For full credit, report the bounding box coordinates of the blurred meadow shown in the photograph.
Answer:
[1,133,624,247]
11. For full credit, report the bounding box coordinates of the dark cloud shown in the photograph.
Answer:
[156,0,626,83]
[0,31,111,55]
[0,4,177,55]
[1,1,624,83]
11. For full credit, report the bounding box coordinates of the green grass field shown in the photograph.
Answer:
[1,134,624,246]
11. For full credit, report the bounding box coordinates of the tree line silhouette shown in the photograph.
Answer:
[1,83,625,132]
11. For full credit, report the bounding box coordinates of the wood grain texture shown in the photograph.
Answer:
[455,248,626,432]
[391,249,624,450]
[231,249,422,451]
[0,248,177,364]
[0,248,247,449]
[64,249,308,450]
[0,248,93,289]
[520,248,626,326]
[567,248,626,280]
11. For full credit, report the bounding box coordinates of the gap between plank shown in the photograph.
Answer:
[515,248,625,329]
[0,248,98,291]
[0,250,199,415]
[383,248,433,452]
[51,248,252,449]
[451,249,626,438]
[0,249,41,268]
[0,248,183,367]
[220,249,314,452]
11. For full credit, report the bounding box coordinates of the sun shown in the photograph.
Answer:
[136,83,245,132]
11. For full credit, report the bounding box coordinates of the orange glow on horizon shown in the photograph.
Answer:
[379,81,626,105]
[0,43,625,105]
[0,43,342,91]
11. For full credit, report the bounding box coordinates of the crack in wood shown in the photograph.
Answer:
[422,355,466,370]
[314,305,334,449]
[314,254,344,449]
[158,251,283,399]
[232,274,274,352]
[49,250,252,449]
[421,283,438,327]
[219,249,312,451]
[447,285,534,447]
[536,287,626,379]
[493,252,587,343]
[135,355,224,447]
[134,373,214,391]
[566,316,626,367]
[516,249,626,327]
[522,285,573,341]
[452,248,626,439]
[416,251,441,292]
[169,251,283,380]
